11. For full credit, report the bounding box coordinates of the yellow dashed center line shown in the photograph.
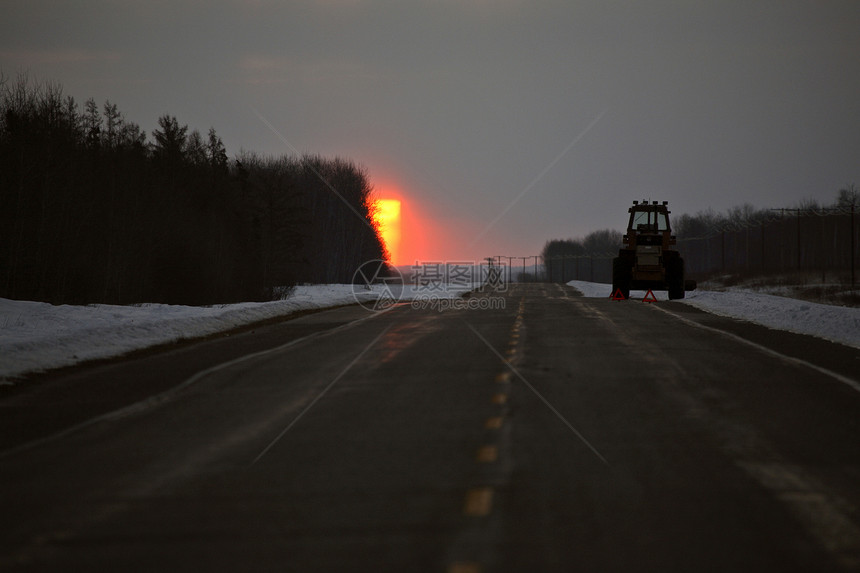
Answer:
[476,445,498,463]
[454,307,524,570]
[464,487,494,516]
[448,562,482,573]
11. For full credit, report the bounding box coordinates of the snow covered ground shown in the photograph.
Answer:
[567,280,860,350]
[2,281,858,383]
[0,283,475,382]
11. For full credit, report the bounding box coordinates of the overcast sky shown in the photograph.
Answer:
[3,0,860,263]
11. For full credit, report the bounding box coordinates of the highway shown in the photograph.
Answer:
[1,283,859,572]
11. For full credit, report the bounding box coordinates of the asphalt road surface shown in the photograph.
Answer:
[2,284,859,572]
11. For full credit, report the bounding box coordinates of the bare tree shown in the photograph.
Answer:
[837,184,858,209]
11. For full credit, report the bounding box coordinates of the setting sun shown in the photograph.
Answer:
[373,199,401,264]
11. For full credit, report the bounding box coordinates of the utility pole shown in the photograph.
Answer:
[497,256,512,285]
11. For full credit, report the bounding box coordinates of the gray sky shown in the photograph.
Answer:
[3,0,860,263]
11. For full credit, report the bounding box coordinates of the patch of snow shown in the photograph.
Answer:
[0,283,477,382]
[568,280,860,349]
[4,279,856,382]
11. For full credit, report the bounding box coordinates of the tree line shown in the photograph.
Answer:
[674,187,858,280]
[0,74,387,305]
[541,229,622,283]
[672,187,857,240]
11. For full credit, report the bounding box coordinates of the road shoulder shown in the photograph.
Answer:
[654,301,860,391]
[0,305,375,453]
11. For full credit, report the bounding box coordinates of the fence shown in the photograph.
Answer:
[543,254,613,284]
[489,255,613,284]
[677,206,857,285]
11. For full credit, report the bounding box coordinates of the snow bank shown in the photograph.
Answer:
[4,279,856,382]
[567,280,860,349]
[0,283,476,381]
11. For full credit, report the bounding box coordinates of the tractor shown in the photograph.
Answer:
[612,200,696,300]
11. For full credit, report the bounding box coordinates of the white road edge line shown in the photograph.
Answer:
[0,307,394,461]
[650,304,860,393]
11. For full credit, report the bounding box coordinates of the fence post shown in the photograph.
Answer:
[852,203,856,288]
[796,209,802,271]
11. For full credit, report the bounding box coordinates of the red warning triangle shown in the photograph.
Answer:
[642,290,658,303]
[610,288,626,301]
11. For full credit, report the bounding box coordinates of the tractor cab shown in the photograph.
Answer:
[623,201,676,249]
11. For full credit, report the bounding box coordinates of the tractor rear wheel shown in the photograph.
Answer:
[667,256,685,300]
[612,257,631,300]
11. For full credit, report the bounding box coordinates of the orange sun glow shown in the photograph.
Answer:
[374,199,402,264]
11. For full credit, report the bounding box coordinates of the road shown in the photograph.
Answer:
[1,283,859,572]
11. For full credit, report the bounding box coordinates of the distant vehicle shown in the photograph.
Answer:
[612,200,696,300]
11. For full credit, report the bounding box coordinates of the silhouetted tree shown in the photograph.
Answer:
[84,97,101,150]
[151,114,187,164]
[1,76,388,305]
[837,184,858,209]
[185,129,206,166]
[206,127,228,174]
